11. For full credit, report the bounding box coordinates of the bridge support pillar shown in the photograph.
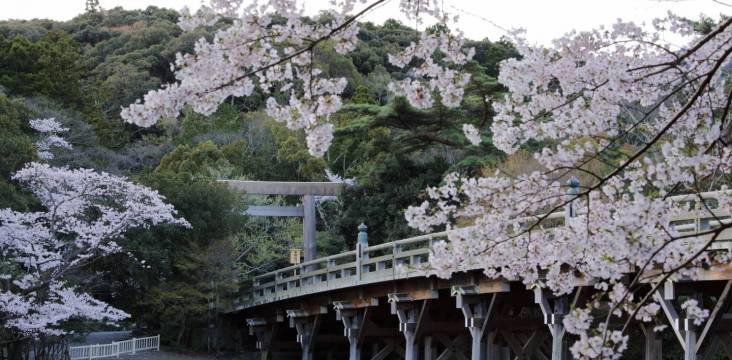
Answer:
[246,317,279,360]
[535,288,569,360]
[389,293,434,360]
[683,320,697,360]
[640,324,662,360]
[287,308,325,360]
[334,299,378,360]
[423,336,433,360]
[453,289,500,360]
[655,280,732,360]
[485,331,499,359]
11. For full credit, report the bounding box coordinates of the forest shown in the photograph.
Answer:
[0,5,518,350]
[4,0,732,358]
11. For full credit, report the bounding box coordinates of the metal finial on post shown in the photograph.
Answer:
[567,176,579,195]
[357,223,368,247]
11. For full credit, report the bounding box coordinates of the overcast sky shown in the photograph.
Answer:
[0,0,728,44]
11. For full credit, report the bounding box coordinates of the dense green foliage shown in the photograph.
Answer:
[0,6,517,350]
[0,94,36,210]
[0,31,84,107]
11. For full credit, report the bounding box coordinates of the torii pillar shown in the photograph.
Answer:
[220,180,344,262]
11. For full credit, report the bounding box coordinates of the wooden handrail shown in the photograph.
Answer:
[235,191,732,310]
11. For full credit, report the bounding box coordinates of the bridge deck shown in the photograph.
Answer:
[232,191,732,311]
[228,191,732,360]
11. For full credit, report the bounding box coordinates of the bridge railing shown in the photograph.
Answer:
[248,232,448,306]
[667,192,732,249]
[239,191,731,309]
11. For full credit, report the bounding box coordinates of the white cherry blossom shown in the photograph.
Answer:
[0,163,189,337]
[462,123,481,145]
[406,15,732,358]
[116,2,732,357]
[28,118,72,160]
[121,0,472,157]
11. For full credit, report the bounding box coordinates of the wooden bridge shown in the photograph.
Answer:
[224,191,732,360]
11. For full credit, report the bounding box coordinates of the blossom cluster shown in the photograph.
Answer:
[407,16,732,358]
[462,123,481,146]
[0,163,189,336]
[681,299,710,326]
[116,1,732,356]
[387,30,475,109]
[325,168,356,186]
[121,0,480,155]
[121,0,370,156]
[28,118,72,160]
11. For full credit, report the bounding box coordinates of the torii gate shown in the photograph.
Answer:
[219,180,345,262]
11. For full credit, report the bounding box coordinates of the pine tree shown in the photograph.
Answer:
[85,0,100,13]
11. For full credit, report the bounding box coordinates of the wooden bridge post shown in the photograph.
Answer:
[338,307,365,360]
[423,336,433,360]
[485,331,499,359]
[246,317,279,360]
[655,280,732,360]
[334,298,378,360]
[534,288,568,360]
[355,224,369,283]
[453,290,498,360]
[389,293,432,360]
[640,324,662,360]
[286,308,325,360]
[552,295,569,360]
[682,319,697,360]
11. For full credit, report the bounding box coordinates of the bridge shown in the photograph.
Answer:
[224,190,732,360]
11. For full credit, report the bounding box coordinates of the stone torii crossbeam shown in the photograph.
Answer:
[219,180,345,262]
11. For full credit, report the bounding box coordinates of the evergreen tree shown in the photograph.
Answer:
[85,0,100,13]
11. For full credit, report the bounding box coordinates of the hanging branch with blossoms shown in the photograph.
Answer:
[120,0,732,357]
[405,16,732,358]
[0,163,189,341]
[121,0,476,156]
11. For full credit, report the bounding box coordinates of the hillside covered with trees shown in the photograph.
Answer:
[0,5,517,350]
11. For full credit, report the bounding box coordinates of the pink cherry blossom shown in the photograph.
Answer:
[116,2,732,357]
[0,163,189,336]
[121,0,472,157]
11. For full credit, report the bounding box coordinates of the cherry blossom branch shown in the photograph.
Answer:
[629,17,732,74]
[206,0,389,95]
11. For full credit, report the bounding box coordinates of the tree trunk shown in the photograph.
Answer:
[177,317,187,345]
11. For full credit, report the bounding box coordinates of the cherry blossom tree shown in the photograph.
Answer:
[28,118,72,161]
[406,15,732,359]
[0,162,189,348]
[120,1,732,357]
[121,0,475,156]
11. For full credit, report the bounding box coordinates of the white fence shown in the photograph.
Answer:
[69,335,160,359]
